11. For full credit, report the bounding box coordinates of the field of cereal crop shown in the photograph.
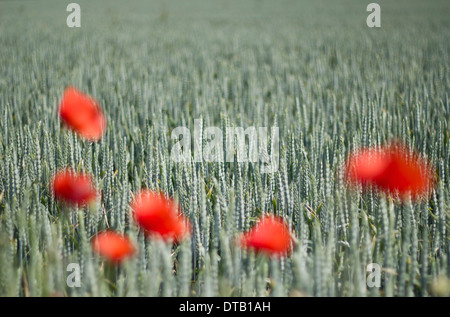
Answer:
[0,0,448,297]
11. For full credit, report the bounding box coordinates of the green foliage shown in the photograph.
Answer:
[0,0,448,297]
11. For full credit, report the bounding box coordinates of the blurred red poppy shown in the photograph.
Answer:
[346,144,434,199]
[52,169,97,206]
[131,190,190,242]
[92,231,135,264]
[59,86,106,141]
[238,216,292,257]
[346,148,390,185]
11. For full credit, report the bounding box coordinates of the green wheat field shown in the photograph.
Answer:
[0,0,449,297]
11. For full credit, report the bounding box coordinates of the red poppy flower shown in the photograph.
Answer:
[238,216,293,257]
[59,86,106,141]
[51,169,97,206]
[346,148,390,185]
[92,231,135,264]
[131,190,190,242]
[346,144,433,199]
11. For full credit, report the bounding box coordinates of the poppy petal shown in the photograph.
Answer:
[345,143,434,200]
[374,145,433,197]
[239,216,292,256]
[131,190,190,242]
[346,148,390,185]
[59,86,106,141]
[52,169,97,206]
[92,231,135,264]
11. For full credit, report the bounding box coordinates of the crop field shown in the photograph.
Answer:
[0,0,449,297]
